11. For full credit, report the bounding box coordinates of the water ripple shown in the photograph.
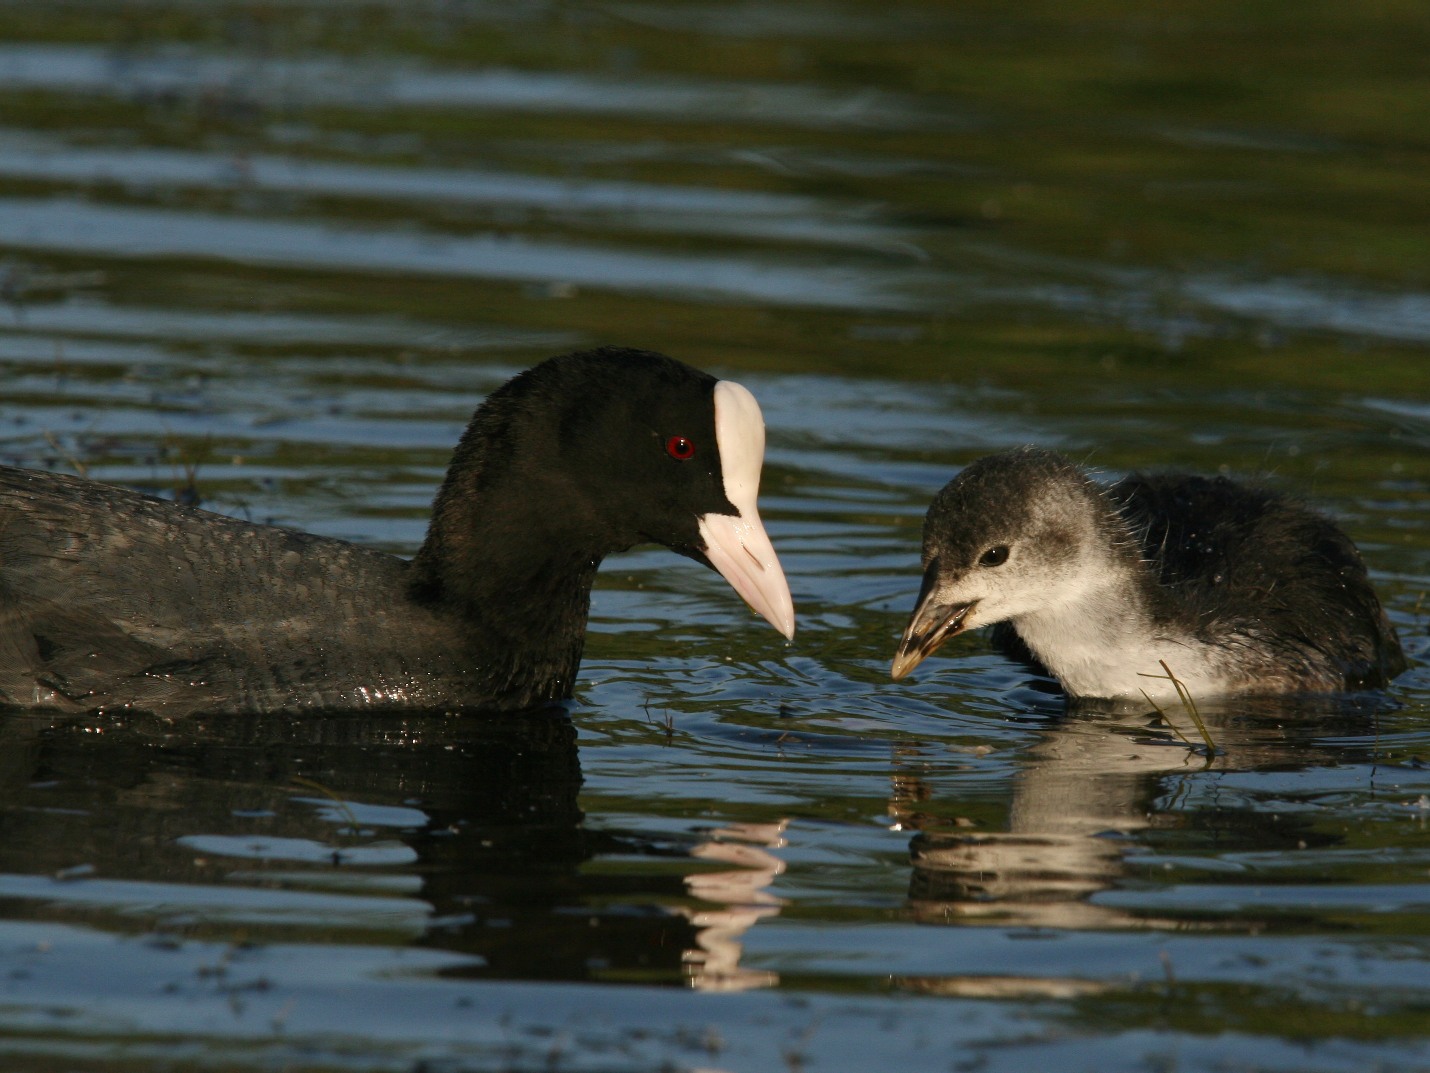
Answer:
[0,197,919,310]
[0,43,959,131]
[0,131,908,252]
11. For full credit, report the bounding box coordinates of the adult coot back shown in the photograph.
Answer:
[891,447,1404,701]
[0,347,795,715]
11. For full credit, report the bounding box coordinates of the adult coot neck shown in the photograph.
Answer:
[407,381,614,708]
[409,489,608,707]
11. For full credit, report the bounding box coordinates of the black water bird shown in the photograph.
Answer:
[0,347,795,715]
[892,447,1404,701]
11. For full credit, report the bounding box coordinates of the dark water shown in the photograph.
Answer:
[1,3,1427,1070]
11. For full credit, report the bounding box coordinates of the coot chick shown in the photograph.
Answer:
[891,447,1404,701]
[0,347,795,715]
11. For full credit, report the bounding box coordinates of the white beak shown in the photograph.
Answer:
[700,381,796,639]
[698,510,795,640]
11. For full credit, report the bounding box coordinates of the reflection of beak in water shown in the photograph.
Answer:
[677,820,788,992]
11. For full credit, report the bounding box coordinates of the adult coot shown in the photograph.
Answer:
[891,447,1404,701]
[0,347,795,715]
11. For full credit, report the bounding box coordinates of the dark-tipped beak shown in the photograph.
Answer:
[891,565,976,680]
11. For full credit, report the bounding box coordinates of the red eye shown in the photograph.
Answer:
[665,435,696,461]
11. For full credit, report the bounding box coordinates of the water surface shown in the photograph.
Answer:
[0,2,1427,1070]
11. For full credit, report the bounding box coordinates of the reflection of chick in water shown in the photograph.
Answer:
[902,719,1179,933]
[898,697,1385,937]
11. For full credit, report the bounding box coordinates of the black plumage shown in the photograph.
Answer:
[1106,471,1401,689]
[0,347,793,716]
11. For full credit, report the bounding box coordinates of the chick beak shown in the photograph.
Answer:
[891,564,976,680]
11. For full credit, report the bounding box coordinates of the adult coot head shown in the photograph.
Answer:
[411,346,793,636]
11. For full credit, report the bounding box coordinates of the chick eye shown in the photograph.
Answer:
[979,545,1010,567]
[665,435,696,461]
